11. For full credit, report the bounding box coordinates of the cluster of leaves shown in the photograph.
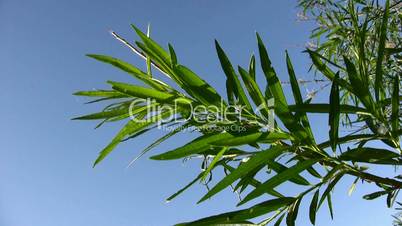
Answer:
[393,202,402,226]
[74,0,401,225]
[298,0,401,107]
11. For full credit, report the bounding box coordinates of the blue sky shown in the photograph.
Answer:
[0,0,396,225]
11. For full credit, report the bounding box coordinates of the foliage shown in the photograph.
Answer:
[393,202,402,226]
[74,0,401,225]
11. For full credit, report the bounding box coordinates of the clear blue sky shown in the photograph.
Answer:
[0,0,396,225]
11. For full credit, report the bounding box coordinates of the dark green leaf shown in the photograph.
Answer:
[391,75,400,138]
[288,103,371,115]
[374,0,390,101]
[166,173,203,202]
[87,54,168,91]
[286,198,301,226]
[198,146,287,203]
[286,51,314,141]
[108,81,175,101]
[215,40,253,111]
[363,191,389,200]
[239,159,318,205]
[93,110,172,166]
[257,33,311,144]
[339,147,400,164]
[309,190,319,225]
[249,54,256,81]
[176,197,295,226]
[329,72,340,152]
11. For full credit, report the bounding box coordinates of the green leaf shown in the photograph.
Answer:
[343,56,377,115]
[224,163,284,198]
[145,24,152,76]
[176,197,295,226]
[285,51,303,106]
[391,75,400,138]
[198,146,287,203]
[211,131,291,147]
[374,0,390,101]
[131,24,171,65]
[288,103,371,116]
[306,50,353,92]
[93,110,172,167]
[348,177,359,196]
[363,191,389,200]
[329,72,340,152]
[248,54,256,81]
[318,172,344,209]
[151,131,289,160]
[318,134,377,150]
[239,159,318,205]
[257,34,288,109]
[215,40,253,111]
[149,132,231,160]
[166,172,203,202]
[168,43,178,66]
[238,66,269,116]
[309,190,319,225]
[87,54,168,91]
[286,51,314,141]
[173,65,224,107]
[201,147,228,181]
[306,166,322,179]
[327,193,334,219]
[339,147,400,164]
[108,81,175,101]
[274,213,286,226]
[266,160,310,186]
[73,90,126,97]
[127,123,191,167]
[72,108,128,120]
[286,197,301,226]
[257,33,311,144]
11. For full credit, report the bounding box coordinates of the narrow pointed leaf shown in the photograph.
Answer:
[318,172,344,209]
[339,147,400,164]
[108,81,175,101]
[131,24,171,65]
[309,190,319,225]
[173,65,224,107]
[87,54,168,91]
[198,146,286,203]
[201,147,228,181]
[327,193,334,219]
[363,191,389,200]
[238,66,269,116]
[286,197,301,226]
[176,197,295,226]
[288,103,371,115]
[127,123,191,167]
[257,33,311,143]
[249,54,256,81]
[391,75,400,137]
[72,108,128,120]
[93,110,172,166]
[166,173,203,202]
[329,72,340,152]
[344,57,377,115]
[168,43,178,66]
[215,40,253,111]
[374,0,390,101]
[286,51,314,141]
[73,90,126,97]
[266,160,310,186]
[239,159,318,205]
